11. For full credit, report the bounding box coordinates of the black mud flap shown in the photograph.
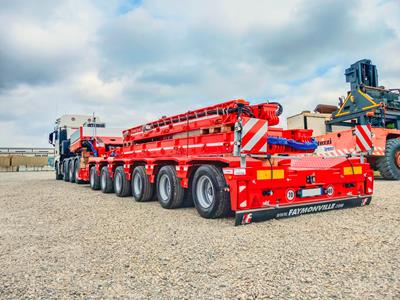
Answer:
[235,196,372,226]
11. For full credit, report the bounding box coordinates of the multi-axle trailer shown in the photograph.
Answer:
[50,100,373,225]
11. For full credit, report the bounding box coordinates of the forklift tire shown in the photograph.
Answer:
[90,166,101,190]
[156,165,185,209]
[55,162,63,180]
[131,166,154,202]
[192,165,231,219]
[114,166,132,197]
[100,166,114,193]
[63,159,70,182]
[376,138,400,180]
[69,159,76,183]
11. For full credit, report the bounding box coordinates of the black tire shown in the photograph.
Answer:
[90,166,101,190]
[376,139,400,180]
[156,165,185,209]
[100,166,114,193]
[114,166,132,197]
[192,165,231,219]
[74,158,85,184]
[55,162,63,180]
[63,159,70,182]
[69,159,76,183]
[131,166,154,202]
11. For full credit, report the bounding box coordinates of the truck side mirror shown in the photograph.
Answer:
[48,132,55,146]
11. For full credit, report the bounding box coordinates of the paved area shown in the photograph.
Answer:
[0,172,399,299]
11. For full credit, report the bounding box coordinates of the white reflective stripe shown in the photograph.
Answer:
[355,128,371,151]
[242,118,258,136]
[260,141,268,152]
[242,122,268,151]
[361,124,371,136]
[206,142,224,147]
[187,144,204,148]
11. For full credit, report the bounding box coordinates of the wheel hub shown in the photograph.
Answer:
[196,175,214,209]
[159,174,171,201]
[115,173,122,193]
[133,173,142,195]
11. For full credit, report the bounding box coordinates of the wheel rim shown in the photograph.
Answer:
[90,169,94,187]
[101,171,107,189]
[115,172,122,193]
[159,174,171,202]
[133,172,142,196]
[75,164,79,180]
[395,150,400,168]
[196,175,214,209]
[69,163,73,178]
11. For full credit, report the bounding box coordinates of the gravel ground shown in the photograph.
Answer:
[0,172,399,299]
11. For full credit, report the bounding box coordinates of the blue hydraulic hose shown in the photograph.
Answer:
[267,136,318,151]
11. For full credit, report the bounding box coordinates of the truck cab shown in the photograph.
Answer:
[49,115,105,180]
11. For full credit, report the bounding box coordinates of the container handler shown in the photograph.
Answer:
[315,59,400,180]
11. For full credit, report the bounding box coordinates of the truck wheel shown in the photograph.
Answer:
[74,158,85,184]
[69,159,76,183]
[63,159,70,182]
[192,165,231,219]
[114,166,132,197]
[100,166,114,193]
[55,162,63,180]
[90,166,101,190]
[156,165,185,208]
[131,166,154,202]
[376,139,400,180]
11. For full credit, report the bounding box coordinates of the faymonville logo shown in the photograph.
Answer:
[288,203,343,216]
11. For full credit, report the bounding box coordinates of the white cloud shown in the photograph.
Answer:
[0,0,399,147]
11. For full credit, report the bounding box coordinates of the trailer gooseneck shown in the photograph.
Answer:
[51,99,373,225]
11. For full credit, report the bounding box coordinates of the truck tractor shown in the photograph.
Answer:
[48,115,122,182]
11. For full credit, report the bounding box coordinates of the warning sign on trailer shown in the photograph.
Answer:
[355,124,373,153]
[240,117,268,154]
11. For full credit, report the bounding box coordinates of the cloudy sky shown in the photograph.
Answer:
[0,0,399,147]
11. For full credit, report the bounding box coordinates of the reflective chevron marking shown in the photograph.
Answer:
[241,117,268,153]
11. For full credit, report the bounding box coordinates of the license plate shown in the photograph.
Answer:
[299,187,323,198]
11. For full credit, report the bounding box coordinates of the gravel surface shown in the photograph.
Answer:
[0,172,399,299]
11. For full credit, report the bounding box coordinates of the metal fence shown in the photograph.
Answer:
[0,147,54,172]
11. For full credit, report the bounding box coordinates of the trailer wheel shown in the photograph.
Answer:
[114,166,132,197]
[55,162,63,180]
[69,159,76,183]
[156,166,185,208]
[63,159,70,182]
[90,166,101,190]
[74,158,85,184]
[376,139,400,180]
[100,166,114,193]
[192,165,231,219]
[131,166,154,202]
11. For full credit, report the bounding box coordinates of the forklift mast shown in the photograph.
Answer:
[326,59,400,132]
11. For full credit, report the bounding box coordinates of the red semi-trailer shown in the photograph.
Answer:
[52,100,374,225]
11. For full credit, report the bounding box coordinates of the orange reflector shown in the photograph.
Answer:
[257,169,285,180]
[343,166,362,175]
